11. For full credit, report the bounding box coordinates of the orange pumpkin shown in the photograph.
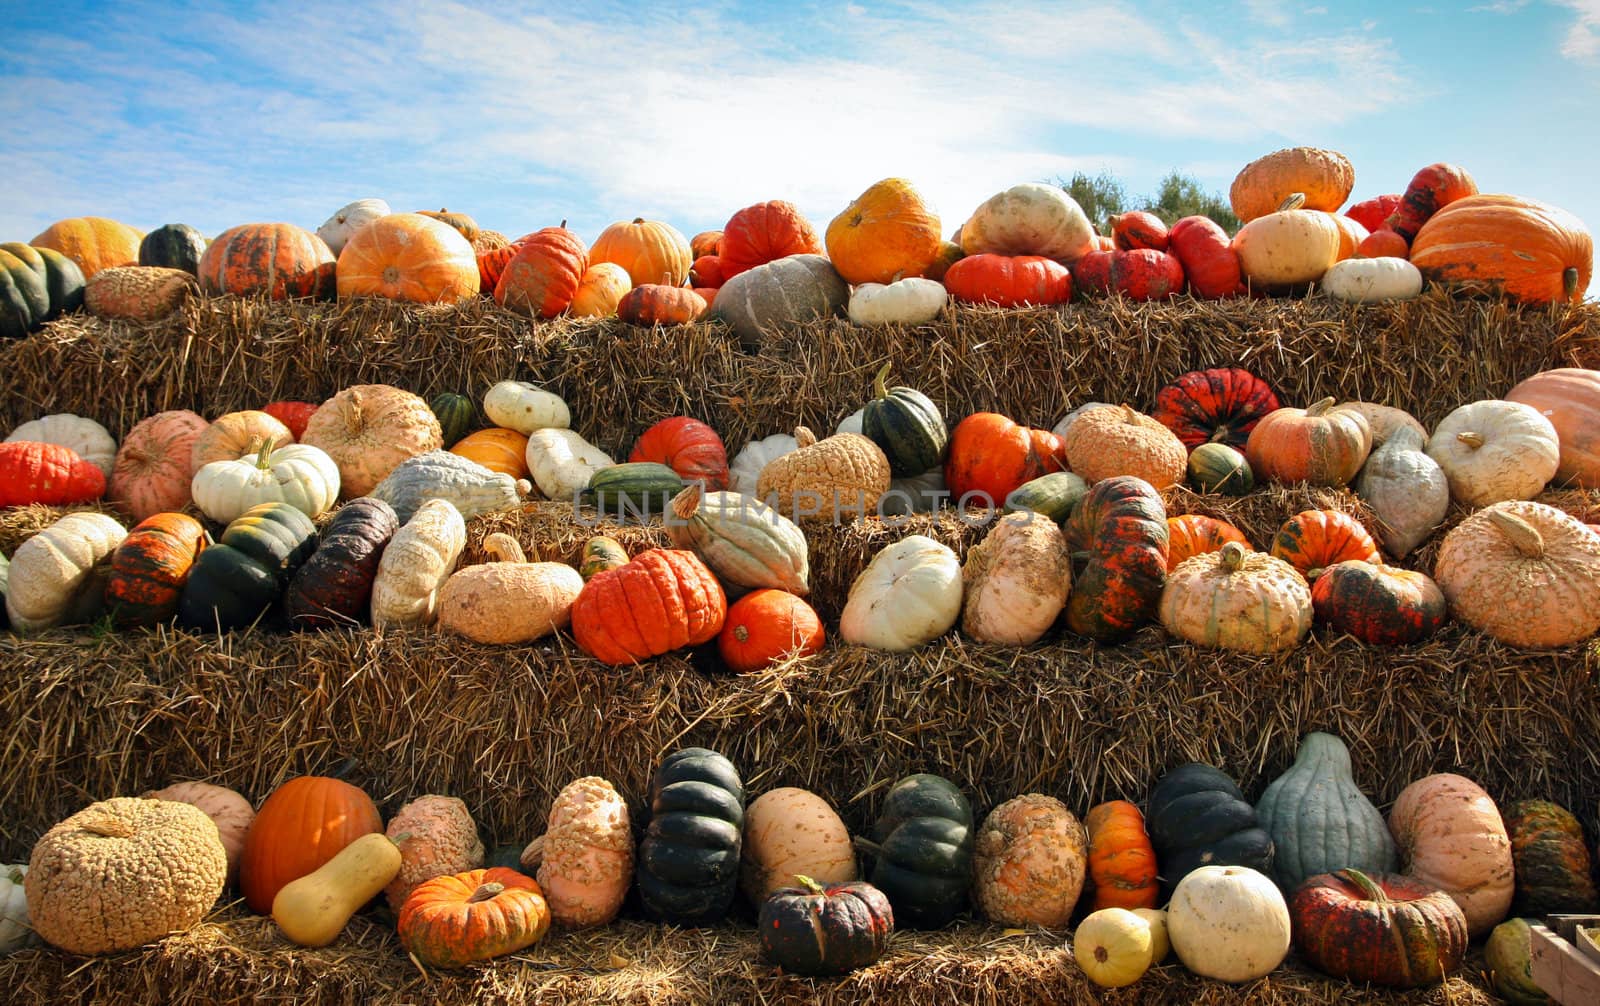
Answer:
[718,589,825,672]
[719,200,823,280]
[450,427,530,478]
[198,223,336,300]
[570,548,727,665]
[1270,509,1381,581]
[825,177,943,285]
[629,416,728,489]
[590,218,693,288]
[335,213,480,303]
[1385,163,1479,242]
[477,232,529,293]
[1166,515,1252,571]
[239,776,383,914]
[398,867,551,968]
[945,412,1067,506]
[494,225,588,318]
[104,512,208,627]
[416,208,480,243]
[1357,229,1409,259]
[690,254,725,288]
[109,410,208,520]
[616,285,706,327]
[1083,801,1159,912]
[569,262,633,318]
[690,230,723,259]
[1244,398,1371,487]
[31,216,143,278]
[1329,213,1369,261]
[1505,368,1600,488]
[1410,194,1593,304]
[943,254,1073,307]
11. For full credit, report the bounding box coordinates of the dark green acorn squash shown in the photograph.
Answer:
[429,392,476,448]
[1066,475,1169,642]
[177,501,318,631]
[284,497,398,629]
[1147,762,1274,896]
[1003,471,1089,525]
[585,462,686,519]
[0,243,83,329]
[1505,799,1599,917]
[855,772,973,929]
[139,223,208,275]
[1187,442,1254,496]
[0,248,49,339]
[1255,732,1396,891]
[636,747,746,925]
[759,877,894,976]
[862,364,948,478]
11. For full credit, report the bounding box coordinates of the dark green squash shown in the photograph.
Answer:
[636,746,746,925]
[1484,917,1551,1005]
[854,772,973,929]
[284,497,398,629]
[1187,442,1254,496]
[0,248,49,339]
[758,876,895,976]
[1147,762,1274,896]
[177,501,318,631]
[862,363,948,478]
[1255,732,1396,891]
[0,243,83,326]
[1504,799,1599,917]
[585,462,686,519]
[1066,475,1169,643]
[139,224,208,275]
[429,392,476,448]
[1003,471,1089,525]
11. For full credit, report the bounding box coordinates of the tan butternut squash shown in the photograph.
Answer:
[271,832,403,947]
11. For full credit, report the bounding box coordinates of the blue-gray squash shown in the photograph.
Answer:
[709,254,848,350]
[1255,731,1397,891]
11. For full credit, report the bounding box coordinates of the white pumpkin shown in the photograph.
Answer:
[1354,426,1450,558]
[484,380,571,435]
[370,497,466,628]
[729,433,798,497]
[191,441,341,523]
[1,864,31,954]
[839,534,963,651]
[5,414,117,479]
[960,183,1096,263]
[316,198,391,254]
[4,512,126,633]
[524,428,615,501]
[961,512,1072,645]
[1167,865,1291,983]
[847,278,948,326]
[1320,257,1423,303]
[1052,402,1115,441]
[1427,400,1561,507]
[1338,401,1428,448]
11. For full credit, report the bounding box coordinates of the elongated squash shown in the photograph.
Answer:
[271,832,402,947]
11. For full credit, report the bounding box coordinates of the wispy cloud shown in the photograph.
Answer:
[1470,0,1531,12]
[1554,0,1600,58]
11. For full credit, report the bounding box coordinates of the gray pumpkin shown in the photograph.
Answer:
[370,450,530,523]
[1354,426,1449,557]
[709,254,848,349]
[1254,732,1397,891]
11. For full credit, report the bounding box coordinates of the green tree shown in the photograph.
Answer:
[1059,171,1128,235]
[1143,171,1239,233]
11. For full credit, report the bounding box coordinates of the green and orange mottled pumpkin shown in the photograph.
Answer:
[1503,800,1599,917]
[1066,476,1170,642]
[1310,559,1446,646]
[104,512,209,627]
[1270,509,1380,581]
[1152,368,1281,450]
[199,223,336,300]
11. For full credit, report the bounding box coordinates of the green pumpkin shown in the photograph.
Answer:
[283,497,398,629]
[1505,799,1599,917]
[1147,762,1274,897]
[1188,442,1254,496]
[855,773,973,929]
[1255,732,1396,891]
[177,501,318,631]
[0,248,49,339]
[429,392,476,448]
[0,243,83,330]
[584,462,687,519]
[1484,918,1551,1005]
[1003,471,1089,524]
[862,363,948,478]
[139,223,208,275]
[759,877,894,976]
[636,747,746,925]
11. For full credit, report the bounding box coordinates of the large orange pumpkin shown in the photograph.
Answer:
[718,589,825,673]
[945,412,1067,506]
[1244,398,1371,487]
[825,177,943,285]
[335,213,480,303]
[589,218,693,287]
[31,216,143,278]
[719,200,823,280]
[943,254,1073,307]
[399,867,551,968]
[1410,194,1593,304]
[0,441,105,506]
[1165,515,1251,571]
[629,416,729,489]
[239,775,383,914]
[494,225,588,318]
[198,223,336,300]
[570,548,727,665]
[1505,368,1600,488]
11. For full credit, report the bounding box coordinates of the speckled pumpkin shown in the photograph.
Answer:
[741,788,857,904]
[198,222,335,300]
[1390,774,1515,940]
[1311,559,1447,646]
[110,410,208,520]
[437,534,582,644]
[1062,405,1187,489]
[1160,541,1313,654]
[971,793,1087,928]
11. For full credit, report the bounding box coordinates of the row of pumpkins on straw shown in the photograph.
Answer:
[4,733,1586,1001]
[3,364,1600,653]
[1,148,1593,341]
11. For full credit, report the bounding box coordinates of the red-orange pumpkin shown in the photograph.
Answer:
[690,230,723,259]
[398,867,551,969]
[1151,367,1281,450]
[1357,229,1410,259]
[1165,515,1252,571]
[0,441,105,506]
[494,225,588,318]
[104,512,208,627]
[719,201,823,280]
[239,775,383,914]
[570,548,727,665]
[616,285,706,327]
[198,223,336,300]
[1073,249,1185,301]
[690,254,726,288]
[449,428,530,479]
[718,589,825,672]
[477,232,530,293]
[943,254,1073,307]
[1270,510,1381,581]
[1385,164,1479,243]
[944,412,1067,506]
[262,401,320,442]
[1345,195,1403,234]
[1110,211,1170,252]
[1410,194,1593,305]
[1083,801,1159,911]
[1168,216,1245,299]
[629,417,729,490]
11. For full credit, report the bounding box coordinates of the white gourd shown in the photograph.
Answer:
[525,428,615,500]
[370,451,530,523]
[1354,426,1450,557]
[847,278,948,326]
[0,864,32,954]
[1427,400,1561,506]
[961,513,1072,645]
[6,414,117,479]
[484,381,570,435]
[370,498,466,628]
[316,198,391,254]
[960,183,1096,263]
[840,534,963,651]
[1320,257,1423,303]
[4,512,126,632]
[190,441,340,523]
[729,434,798,497]
[1167,866,1291,983]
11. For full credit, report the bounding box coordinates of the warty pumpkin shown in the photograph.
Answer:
[383,795,485,912]
[1385,163,1479,243]
[1151,367,1281,450]
[960,511,1072,645]
[958,182,1095,263]
[197,222,335,300]
[283,496,398,629]
[971,793,1087,928]
[110,410,207,519]
[1411,193,1593,304]
[839,535,963,651]
[1064,476,1169,643]
[83,265,197,321]
[741,788,857,904]
[1233,194,1344,288]
[668,484,808,594]
[302,384,443,499]
[1289,869,1468,988]
[239,775,383,915]
[855,773,973,929]
[1353,425,1449,558]
[945,412,1066,506]
[1062,404,1187,489]
[437,534,582,644]
[1082,801,1158,913]
[104,512,208,627]
[1504,799,1599,917]
[755,426,889,523]
[335,212,480,304]
[1255,733,1397,891]
[1164,514,1251,572]
[141,781,254,887]
[718,200,823,279]
[570,547,726,664]
[1167,865,1290,983]
[520,776,633,928]
[30,216,142,279]
[5,413,115,480]
[0,441,105,507]
[369,497,466,628]
[1312,558,1447,646]
[1245,397,1371,487]
[398,867,550,968]
[494,224,588,318]
[4,512,126,632]
[1269,509,1381,581]
[1160,541,1312,654]
[942,253,1073,307]
[635,747,745,925]
[1427,399,1560,506]
[1229,147,1355,223]
[717,588,824,672]
[1388,772,1515,938]
[1506,368,1600,489]
[825,176,942,284]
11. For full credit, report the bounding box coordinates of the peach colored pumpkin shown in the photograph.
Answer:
[302,384,443,498]
[1245,397,1371,487]
[143,781,255,886]
[1388,773,1514,938]
[1505,368,1600,489]
[740,787,857,904]
[1063,405,1187,489]
[384,795,485,911]
[190,410,295,471]
[972,793,1087,927]
[568,262,633,318]
[521,776,633,928]
[109,410,208,520]
[961,511,1072,645]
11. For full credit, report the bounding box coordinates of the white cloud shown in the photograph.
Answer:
[1554,0,1600,58]
[1470,0,1532,12]
[1243,0,1293,26]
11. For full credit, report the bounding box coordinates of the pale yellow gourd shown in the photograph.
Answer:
[1074,907,1154,988]
[1135,907,1170,962]
[271,832,403,948]
[370,498,466,628]
[1232,194,1342,288]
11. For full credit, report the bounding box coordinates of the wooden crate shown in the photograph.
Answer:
[1530,915,1600,1005]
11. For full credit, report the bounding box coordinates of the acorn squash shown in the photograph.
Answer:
[177,501,317,630]
[636,747,746,926]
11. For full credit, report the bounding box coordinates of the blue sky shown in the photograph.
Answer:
[3,1,1597,292]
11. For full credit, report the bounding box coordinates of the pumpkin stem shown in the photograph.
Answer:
[793,875,826,896]
[851,835,885,858]
[793,426,818,449]
[483,533,526,564]
[79,814,135,839]
[1455,431,1485,451]
[1336,868,1391,905]
[1119,404,1139,425]
[671,483,704,522]
[873,362,894,401]
[467,882,506,904]
[632,217,645,225]
[254,437,276,469]
[1304,397,1336,418]
[1219,540,1248,571]
[1566,267,1580,298]
[1278,193,1308,212]
[520,836,545,872]
[1486,509,1546,559]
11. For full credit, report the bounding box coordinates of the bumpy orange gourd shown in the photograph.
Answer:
[1084,801,1159,912]
[84,266,197,321]
[301,384,442,498]
[384,795,485,911]
[971,793,1087,927]
[825,177,943,285]
[336,213,480,304]
[1062,405,1187,489]
[521,776,634,928]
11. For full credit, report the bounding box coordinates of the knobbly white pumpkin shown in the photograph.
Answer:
[1426,399,1560,506]
[839,534,963,650]
[961,512,1072,645]
[5,414,116,479]
[370,498,466,628]
[525,428,615,500]
[847,278,948,326]
[1320,257,1423,303]
[191,440,340,523]
[484,381,570,435]
[316,198,391,255]
[959,183,1095,263]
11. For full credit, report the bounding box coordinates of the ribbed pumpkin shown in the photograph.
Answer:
[568,262,632,318]
[335,213,480,303]
[717,589,824,672]
[570,548,726,665]
[1187,443,1254,496]
[1152,368,1282,449]
[176,501,317,631]
[84,266,197,321]
[1504,799,1599,917]
[1245,398,1371,487]
[616,284,705,326]
[104,512,208,627]
[450,427,530,479]
[4,512,126,632]
[1255,733,1397,891]
[971,793,1087,928]
[1269,509,1381,581]
[855,773,973,929]
[945,412,1066,506]
[1505,368,1600,489]
[588,217,692,287]
[1,243,83,337]
[1164,515,1251,572]
[7,416,111,481]
[1062,404,1187,489]
[0,441,105,506]
[398,867,550,968]
[31,216,142,278]
[1083,801,1158,912]
[191,410,294,471]
[476,231,528,293]
[302,384,443,498]
[718,200,823,280]
[825,177,942,285]
[1229,147,1355,223]
[1411,194,1593,304]
[1312,559,1447,646]
[1233,194,1344,288]
[1160,541,1313,654]
[1072,248,1186,300]
[943,253,1073,307]
[283,497,399,629]
[1168,216,1246,299]
[755,426,890,522]
[1427,399,1560,506]
[1146,763,1274,896]
[494,225,588,318]
[1065,476,1169,643]
[960,511,1072,645]
[239,775,383,914]
[109,410,207,519]
[635,747,745,925]
[198,223,336,300]
[1353,426,1449,558]
[1389,773,1515,938]
[667,484,809,594]
[1289,869,1468,988]
[1385,163,1480,243]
